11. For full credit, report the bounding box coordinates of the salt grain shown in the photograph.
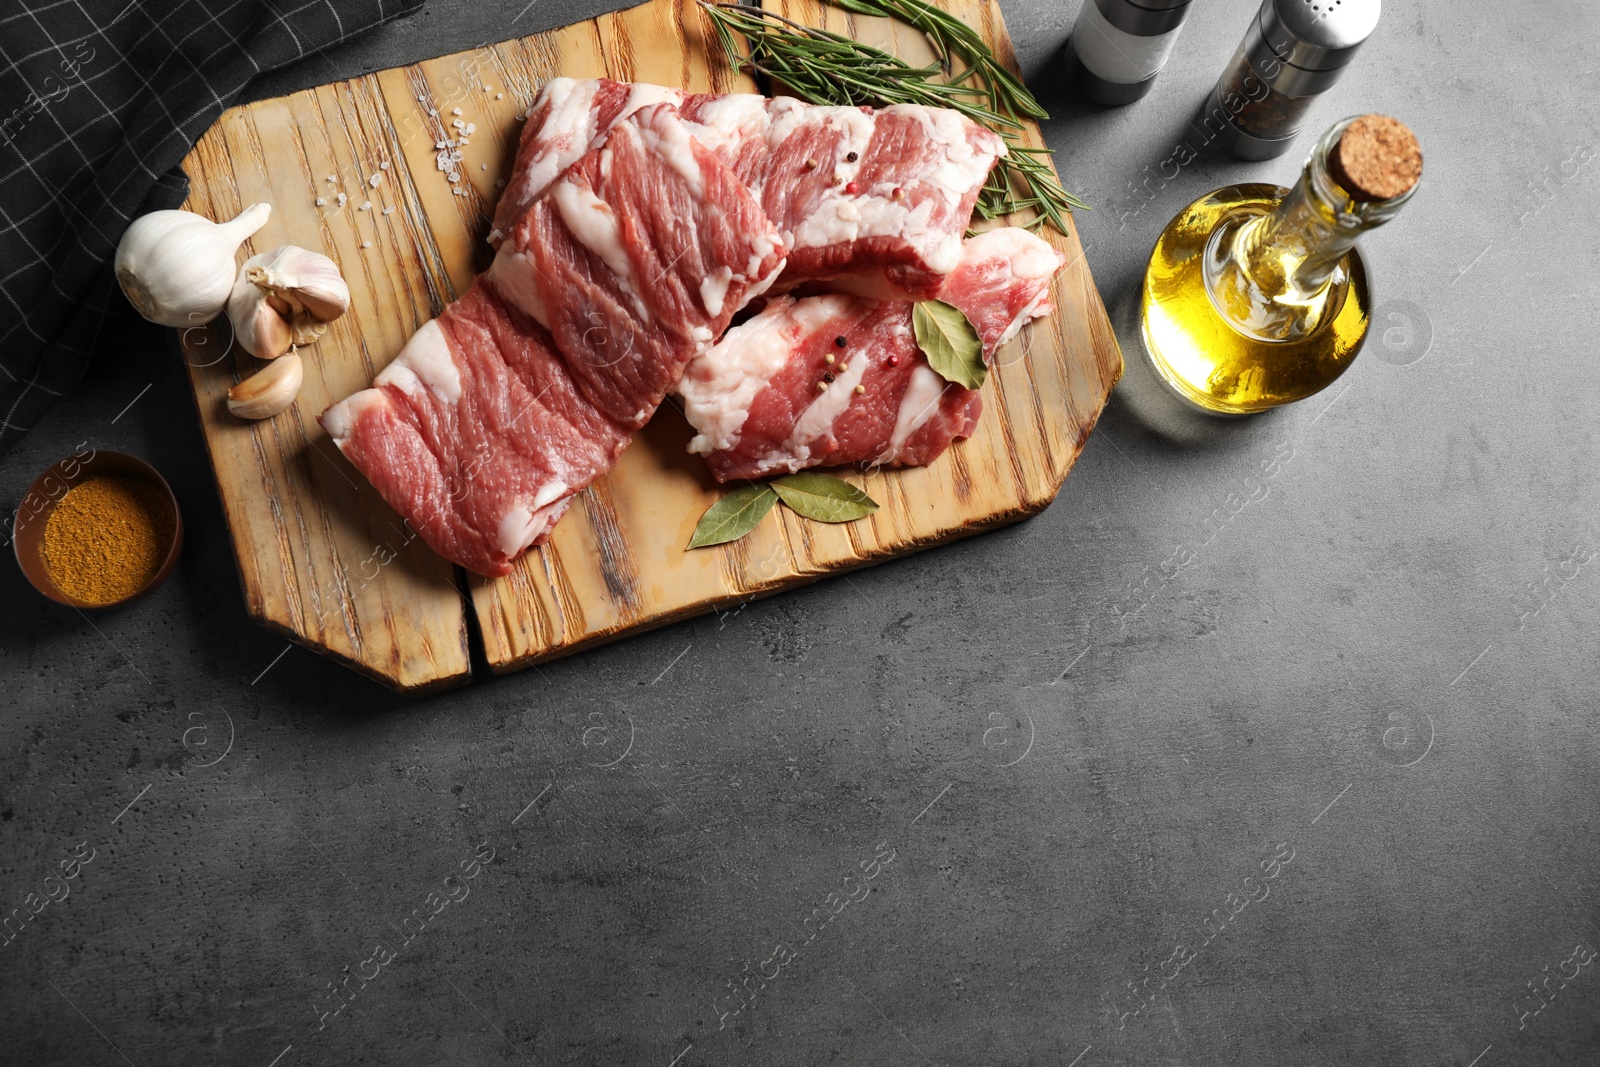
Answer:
[449,173,460,183]
[336,192,348,205]
[369,174,382,187]
[362,241,372,248]
[383,206,395,215]
[451,107,462,116]
[495,93,503,100]
[360,201,371,211]
[315,197,326,206]
[480,163,486,170]
[379,161,390,170]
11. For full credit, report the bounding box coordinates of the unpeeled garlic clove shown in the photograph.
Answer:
[227,261,294,359]
[227,352,303,419]
[244,246,350,324]
[288,313,328,348]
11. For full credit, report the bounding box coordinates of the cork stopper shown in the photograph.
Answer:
[1328,115,1423,202]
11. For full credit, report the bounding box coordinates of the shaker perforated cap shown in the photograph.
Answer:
[1259,0,1382,72]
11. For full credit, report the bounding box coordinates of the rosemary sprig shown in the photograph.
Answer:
[829,0,1045,122]
[699,1,1087,234]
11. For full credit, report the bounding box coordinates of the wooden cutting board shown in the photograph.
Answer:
[176,0,1122,692]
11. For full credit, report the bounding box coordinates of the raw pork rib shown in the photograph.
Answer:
[492,78,1004,298]
[324,104,786,576]
[677,228,1064,482]
[754,101,1005,299]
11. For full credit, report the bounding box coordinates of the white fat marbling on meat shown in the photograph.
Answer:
[886,363,946,458]
[486,246,550,328]
[534,480,568,508]
[699,265,734,317]
[742,266,778,304]
[680,295,854,455]
[516,78,600,210]
[375,320,461,405]
[321,388,386,448]
[962,227,1061,279]
[623,82,682,116]
[744,231,780,282]
[786,342,870,453]
[497,505,535,557]
[904,105,998,203]
[636,110,705,196]
[497,479,570,557]
[823,107,875,181]
[550,180,645,316]
[687,93,770,152]
[791,195,938,257]
[995,288,1052,349]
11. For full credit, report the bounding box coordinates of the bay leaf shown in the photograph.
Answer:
[688,484,780,548]
[912,299,986,390]
[772,473,879,523]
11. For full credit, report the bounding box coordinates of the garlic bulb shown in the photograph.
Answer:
[226,246,349,358]
[115,203,271,327]
[227,353,303,419]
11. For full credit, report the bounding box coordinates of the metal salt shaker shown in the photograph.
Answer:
[1209,0,1382,160]
[1064,0,1195,106]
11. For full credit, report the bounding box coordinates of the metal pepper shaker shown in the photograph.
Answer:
[1064,0,1195,106]
[1209,0,1382,160]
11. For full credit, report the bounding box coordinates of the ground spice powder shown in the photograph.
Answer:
[42,476,175,605]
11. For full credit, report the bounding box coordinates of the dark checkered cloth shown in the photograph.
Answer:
[0,0,421,455]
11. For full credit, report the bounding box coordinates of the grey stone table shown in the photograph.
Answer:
[3,0,1596,1064]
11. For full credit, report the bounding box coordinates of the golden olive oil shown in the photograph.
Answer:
[1141,183,1371,416]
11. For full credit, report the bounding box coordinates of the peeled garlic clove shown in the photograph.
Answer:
[116,203,271,327]
[227,352,303,419]
[226,254,293,359]
[245,245,350,323]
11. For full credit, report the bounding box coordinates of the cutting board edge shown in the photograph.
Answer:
[480,388,1119,678]
[248,608,476,694]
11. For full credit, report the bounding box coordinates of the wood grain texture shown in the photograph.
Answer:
[176,0,1121,691]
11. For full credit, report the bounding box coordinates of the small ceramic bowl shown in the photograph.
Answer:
[12,449,183,609]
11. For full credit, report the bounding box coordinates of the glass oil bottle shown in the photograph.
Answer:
[1140,114,1421,415]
